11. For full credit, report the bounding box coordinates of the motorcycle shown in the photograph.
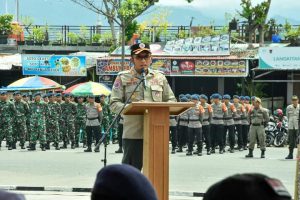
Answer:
[273,116,288,147]
[265,116,276,147]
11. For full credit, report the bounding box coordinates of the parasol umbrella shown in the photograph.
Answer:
[64,81,111,96]
[4,76,63,91]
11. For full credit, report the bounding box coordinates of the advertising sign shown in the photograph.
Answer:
[259,47,300,70]
[96,59,131,75]
[22,55,86,76]
[97,58,248,77]
[99,75,115,89]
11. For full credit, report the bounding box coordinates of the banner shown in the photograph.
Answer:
[22,55,86,76]
[97,58,248,77]
[96,59,131,75]
[259,47,300,69]
[99,75,115,89]
[111,34,230,57]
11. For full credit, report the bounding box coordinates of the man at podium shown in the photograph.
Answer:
[110,43,176,170]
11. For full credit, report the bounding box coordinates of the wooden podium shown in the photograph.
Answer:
[123,102,194,200]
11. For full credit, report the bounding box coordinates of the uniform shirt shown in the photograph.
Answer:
[47,101,61,122]
[76,102,87,122]
[30,101,48,125]
[13,100,29,119]
[211,102,227,125]
[169,115,177,127]
[61,101,77,122]
[249,106,269,125]
[223,102,236,126]
[201,103,212,126]
[0,100,16,123]
[178,111,189,126]
[286,104,300,130]
[233,103,245,125]
[241,103,251,125]
[86,102,102,126]
[187,105,204,128]
[110,68,176,139]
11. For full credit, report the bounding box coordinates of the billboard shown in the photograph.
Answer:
[97,58,248,77]
[22,55,86,76]
[259,47,300,70]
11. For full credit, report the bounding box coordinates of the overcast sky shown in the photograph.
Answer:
[0,0,299,25]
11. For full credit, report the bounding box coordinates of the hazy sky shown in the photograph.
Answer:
[0,0,299,25]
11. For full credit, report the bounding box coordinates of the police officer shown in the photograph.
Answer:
[246,97,269,158]
[223,94,237,153]
[211,94,228,154]
[28,92,48,151]
[200,94,212,155]
[85,95,103,153]
[47,93,61,150]
[12,91,29,149]
[110,43,176,170]
[0,91,16,150]
[170,114,178,154]
[61,93,77,149]
[285,95,300,159]
[186,95,204,156]
[75,96,87,148]
[233,95,246,151]
[177,96,189,152]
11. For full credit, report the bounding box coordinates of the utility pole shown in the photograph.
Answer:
[16,0,20,22]
[5,0,8,14]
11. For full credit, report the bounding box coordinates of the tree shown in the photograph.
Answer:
[70,0,193,69]
[238,0,271,46]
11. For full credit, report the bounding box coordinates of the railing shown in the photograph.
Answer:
[20,24,300,45]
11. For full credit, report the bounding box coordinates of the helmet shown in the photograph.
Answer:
[274,109,283,116]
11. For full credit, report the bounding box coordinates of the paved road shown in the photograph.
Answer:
[0,142,296,199]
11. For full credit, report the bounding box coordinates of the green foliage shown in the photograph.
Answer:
[178,30,187,39]
[92,33,101,43]
[119,0,150,23]
[283,20,300,41]
[141,35,150,43]
[102,32,114,46]
[56,32,63,43]
[67,32,79,44]
[0,14,13,35]
[236,78,267,98]
[79,25,88,43]
[33,27,45,43]
[125,20,139,42]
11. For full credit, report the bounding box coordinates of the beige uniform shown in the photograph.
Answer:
[248,106,269,150]
[110,68,176,139]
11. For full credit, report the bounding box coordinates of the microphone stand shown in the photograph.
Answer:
[96,76,144,167]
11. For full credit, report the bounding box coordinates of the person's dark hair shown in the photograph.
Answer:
[91,164,158,200]
[203,173,291,200]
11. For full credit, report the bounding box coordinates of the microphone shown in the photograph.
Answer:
[141,68,147,88]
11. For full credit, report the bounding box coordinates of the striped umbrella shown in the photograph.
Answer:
[6,76,63,91]
[64,81,111,96]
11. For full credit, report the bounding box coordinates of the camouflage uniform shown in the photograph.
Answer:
[61,100,77,148]
[47,100,61,148]
[100,101,110,141]
[0,98,16,149]
[13,99,30,148]
[29,99,48,149]
[75,102,87,146]
[110,67,176,170]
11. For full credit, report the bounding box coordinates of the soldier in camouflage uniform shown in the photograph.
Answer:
[61,93,77,149]
[22,93,31,142]
[12,91,30,149]
[75,96,87,148]
[28,92,48,151]
[100,95,112,143]
[55,93,64,142]
[0,91,16,150]
[46,93,61,150]
[110,43,176,170]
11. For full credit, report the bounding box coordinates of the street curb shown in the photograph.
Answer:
[0,186,204,197]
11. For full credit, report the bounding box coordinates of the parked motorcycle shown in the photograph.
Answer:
[273,117,288,147]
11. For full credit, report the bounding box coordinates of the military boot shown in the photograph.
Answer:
[186,151,192,156]
[12,142,16,149]
[20,143,25,149]
[94,145,100,152]
[176,147,183,152]
[285,149,293,159]
[261,150,265,158]
[115,147,123,153]
[84,146,92,152]
[41,144,46,151]
[245,149,254,158]
[55,142,60,150]
[171,148,175,154]
[8,142,13,150]
[71,142,75,149]
[45,142,50,150]
[61,142,67,149]
[28,143,36,151]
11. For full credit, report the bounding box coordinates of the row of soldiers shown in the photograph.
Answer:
[0,90,115,152]
[170,93,269,158]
